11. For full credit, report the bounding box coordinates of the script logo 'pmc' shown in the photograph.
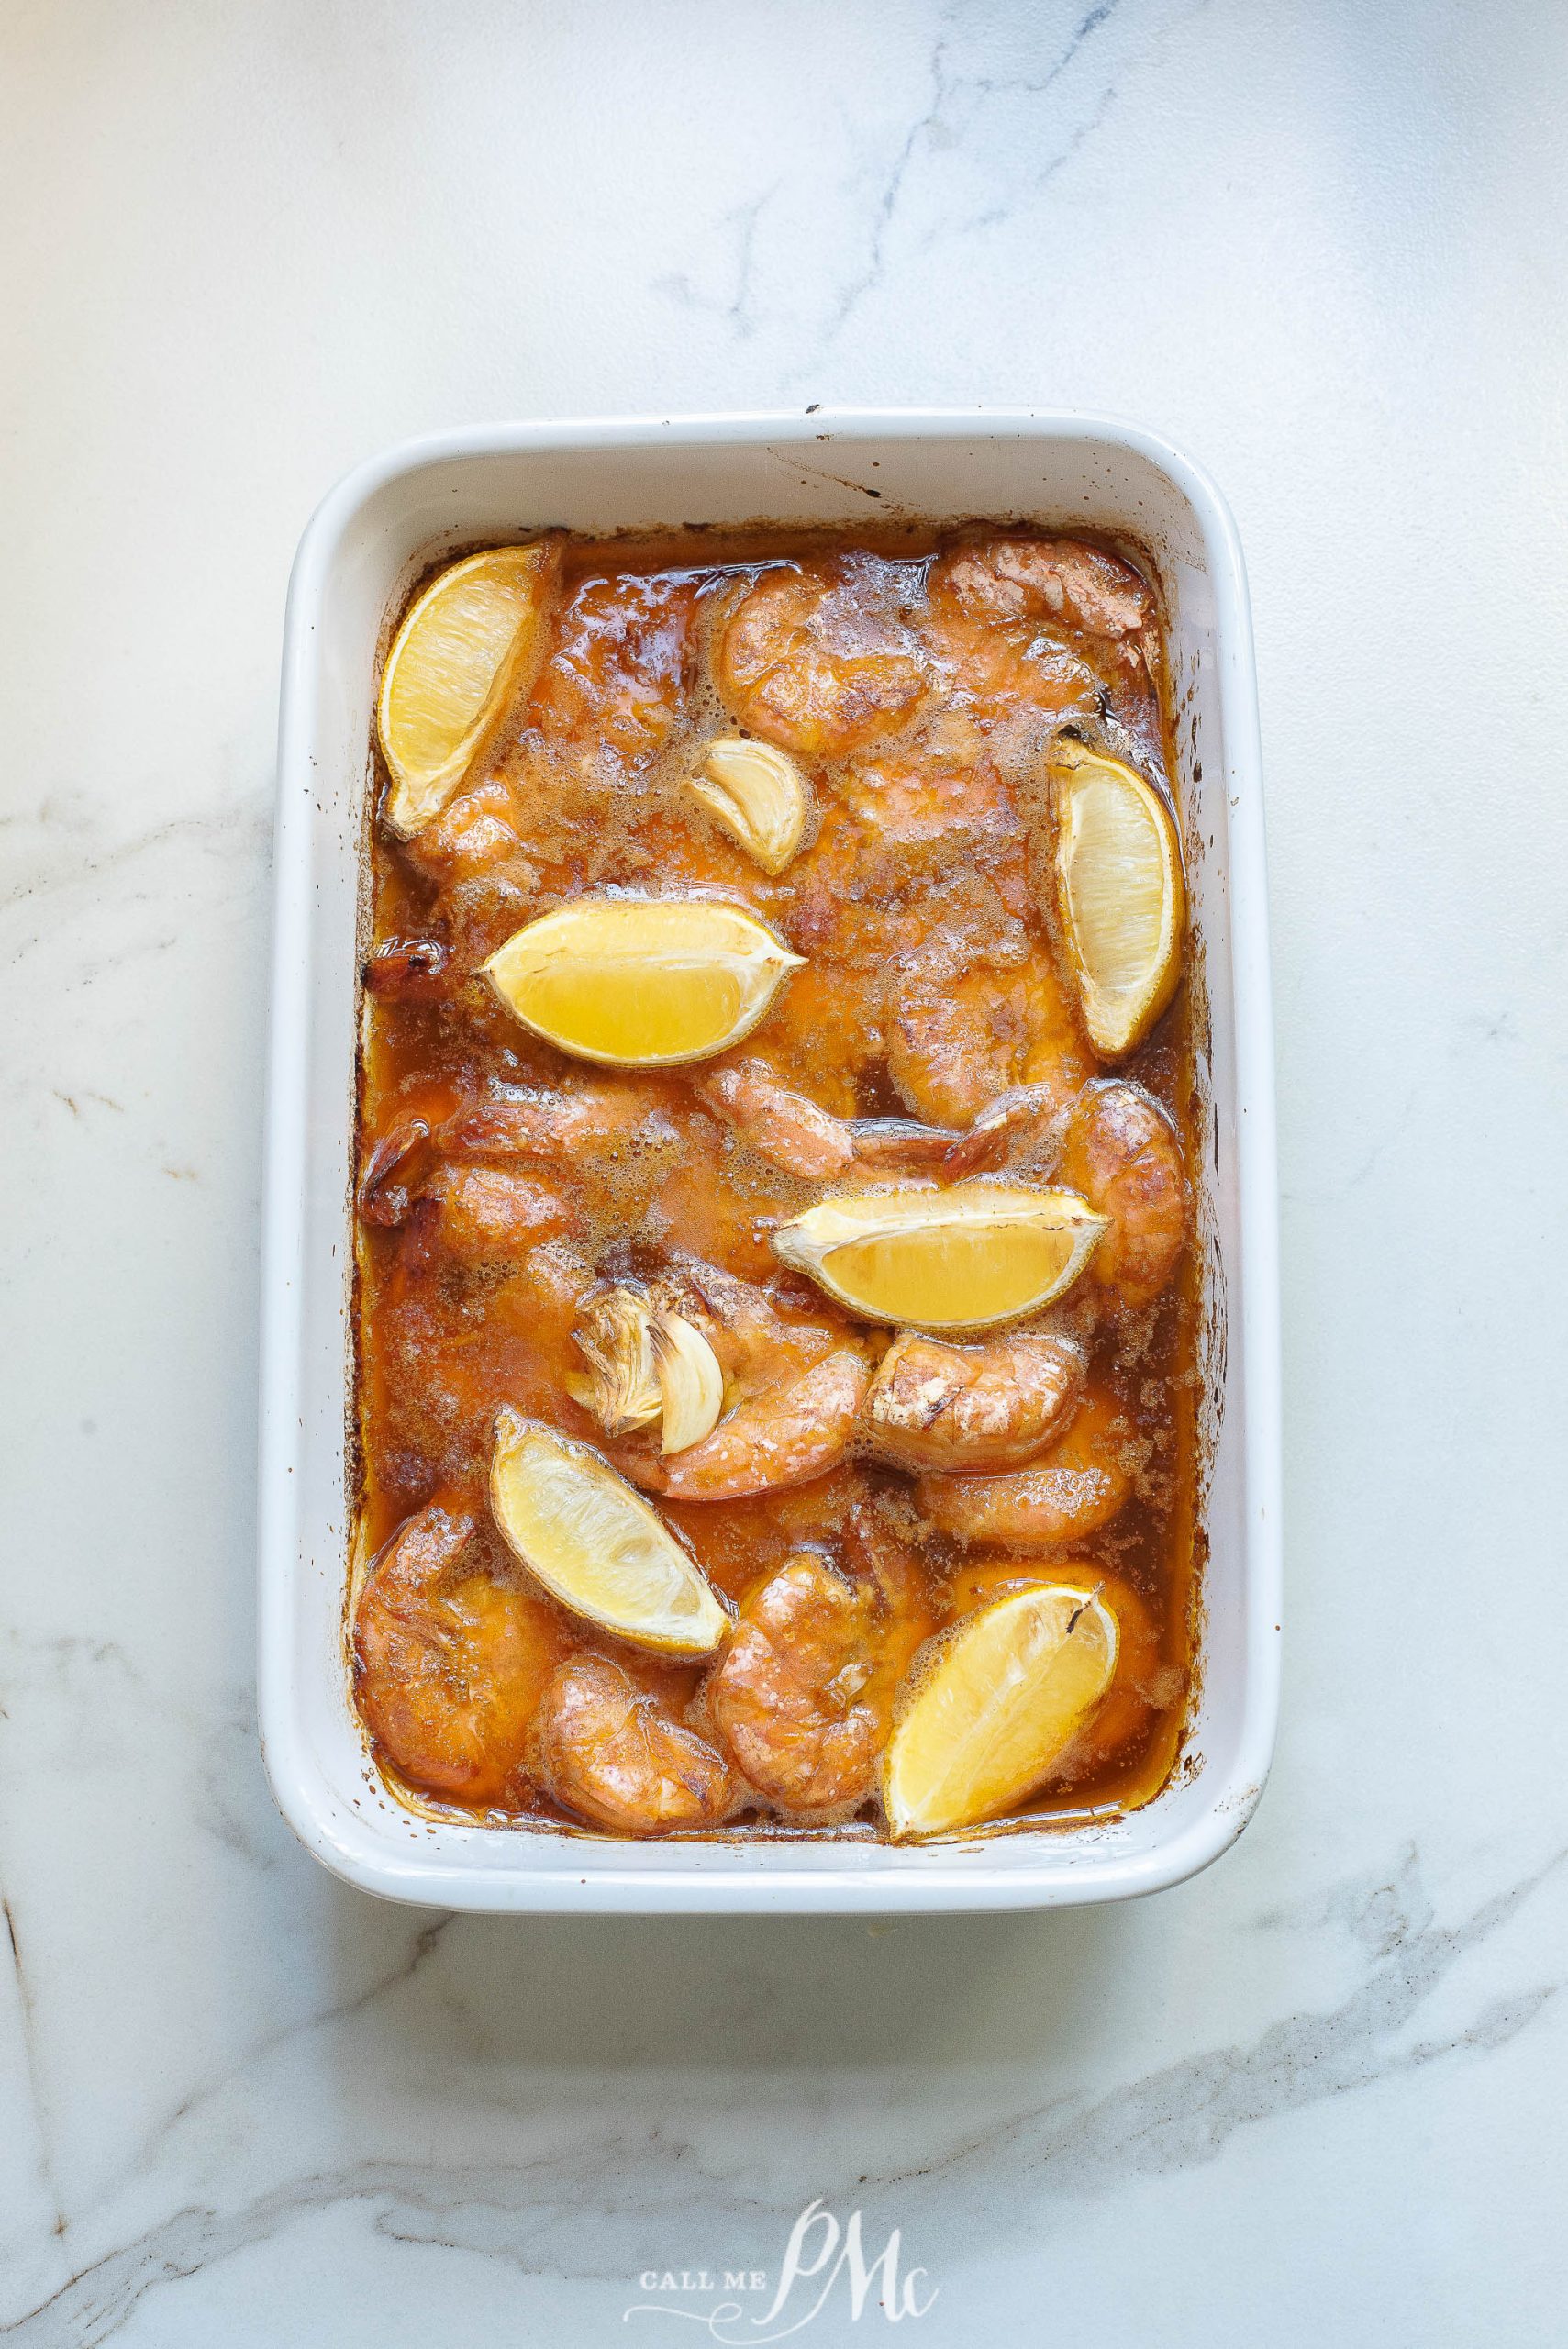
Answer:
[624,2198,939,2342]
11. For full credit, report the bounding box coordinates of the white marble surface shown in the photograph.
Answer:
[4,1,1566,2341]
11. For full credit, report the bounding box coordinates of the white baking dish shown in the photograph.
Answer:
[260,410,1280,1913]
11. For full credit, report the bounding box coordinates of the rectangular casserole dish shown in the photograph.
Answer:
[260,409,1280,1912]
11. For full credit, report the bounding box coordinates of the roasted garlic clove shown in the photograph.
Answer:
[649,1312,726,1454]
[686,736,810,875]
[571,1286,662,1437]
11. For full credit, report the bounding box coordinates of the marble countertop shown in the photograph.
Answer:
[5,2,1565,2342]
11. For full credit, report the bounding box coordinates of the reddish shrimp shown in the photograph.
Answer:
[524,571,699,783]
[611,1261,872,1503]
[406,574,703,930]
[441,1080,669,1164]
[416,1166,579,1264]
[1057,1080,1188,1312]
[536,1654,735,1834]
[915,1383,1134,1548]
[362,935,451,1003]
[922,536,1165,774]
[952,1078,1187,1314]
[353,1505,570,1806]
[403,776,531,893]
[640,1349,872,1505]
[359,1080,679,1258]
[928,537,1155,641]
[864,1328,1086,1474]
[716,557,930,760]
[695,1057,956,1183]
[356,1107,586,1258]
[887,943,1093,1128]
[706,1506,933,1814]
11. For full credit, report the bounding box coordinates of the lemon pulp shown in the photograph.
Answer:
[483,898,804,1066]
[490,1411,728,1656]
[1051,739,1184,1056]
[377,542,560,836]
[771,1185,1106,1330]
[884,1582,1118,1839]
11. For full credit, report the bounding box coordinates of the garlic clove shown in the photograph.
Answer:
[687,736,810,875]
[573,1286,662,1437]
[649,1313,726,1454]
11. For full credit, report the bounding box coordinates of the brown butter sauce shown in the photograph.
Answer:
[353,523,1202,1840]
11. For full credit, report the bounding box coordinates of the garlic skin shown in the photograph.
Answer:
[570,1286,662,1437]
[687,736,810,875]
[649,1313,727,1454]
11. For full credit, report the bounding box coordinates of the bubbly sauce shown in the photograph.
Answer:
[352,525,1203,1839]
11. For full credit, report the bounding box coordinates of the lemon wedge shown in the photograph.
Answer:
[483,898,804,1066]
[489,1410,728,1656]
[1051,738,1184,1056]
[377,543,561,837]
[771,1184,1106,1330]
[883,1582,1118,1839]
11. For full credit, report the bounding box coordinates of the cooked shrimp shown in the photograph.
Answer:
[694,1058,855,1179]
[922,535,1169,780]
[353,1505,570,1805]
[395,775,546,970]
[404,776,529,891]
[946,1076,1188,1315]
[716,558,929,759]
[639,1349,871,1504]
[786,747,1027,981]
[416,1165,579,1264]
[865,1328,1086,1474]
[1055,1081,1188,1313]
[357,1091,593,1254]
[929,537,1154,641]
[362,934,451,1002]
[695,1057,955,1183]
[915,1384,1133,1548]
[613,1260,872,1502]
[888,945,1093,1128]
[358,1116,442,1227]
[422,575,703,920]
[706,1507,932,1813]
[443,1081,673,1168]
[537,1654,735,1835]
[920,618,1104,745]
[829,742,1018,855]
[524,572,698,781]
[361,1082,675,1244]
[941,1079,1068,1179]
[450,1082,685,1234]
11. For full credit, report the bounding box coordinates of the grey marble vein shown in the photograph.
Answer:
[6,1843,1556,2347]
[1,1892,68,2252]
[816,0,1130,351]
[123,1914,458,2190]
[658,185,780,341]
[0,798,270,927]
